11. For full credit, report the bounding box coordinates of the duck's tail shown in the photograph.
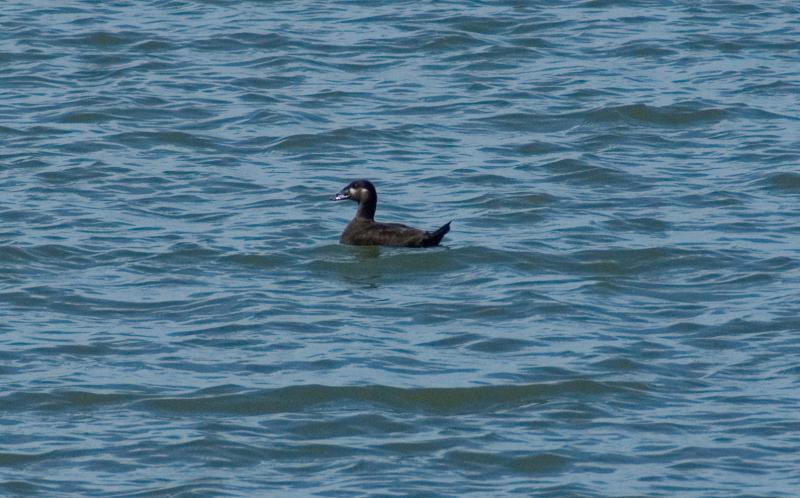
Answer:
[422,221,451,247]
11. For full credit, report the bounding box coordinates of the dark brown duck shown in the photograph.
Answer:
[332,180,451,247]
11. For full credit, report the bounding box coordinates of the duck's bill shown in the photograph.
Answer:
[332,191,351,201]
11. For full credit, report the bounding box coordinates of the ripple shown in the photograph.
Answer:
[445,450,570,475]
[108,131,218,150]
[761,172,800,193]
[137,381,648,416]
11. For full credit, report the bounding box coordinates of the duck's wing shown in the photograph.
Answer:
[346,221,450,247]
[349,222,428,247]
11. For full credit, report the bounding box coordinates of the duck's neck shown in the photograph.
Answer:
[356,196,376,221]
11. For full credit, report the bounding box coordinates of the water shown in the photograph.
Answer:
[2,0,799,496]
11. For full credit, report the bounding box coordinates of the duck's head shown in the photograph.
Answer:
[332,179,377,204]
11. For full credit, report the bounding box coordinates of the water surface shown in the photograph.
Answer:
[1,1,799,496]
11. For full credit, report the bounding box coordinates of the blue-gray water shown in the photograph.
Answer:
[2,1,800,496]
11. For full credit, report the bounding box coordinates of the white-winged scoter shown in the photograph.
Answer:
[332,179,450,247]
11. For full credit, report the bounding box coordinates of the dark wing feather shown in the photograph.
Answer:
[421,221,451,247]
[352,222,428,247]
[341,220,451,247]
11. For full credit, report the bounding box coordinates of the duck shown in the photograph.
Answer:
[332,179,451,247]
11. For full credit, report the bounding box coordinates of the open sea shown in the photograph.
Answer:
[2,1,799,496]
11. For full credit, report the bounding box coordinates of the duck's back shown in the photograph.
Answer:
[341,219,450,247]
